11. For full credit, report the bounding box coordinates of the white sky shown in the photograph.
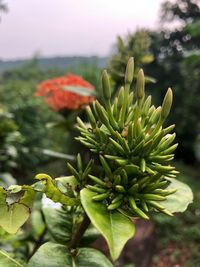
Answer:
[0,0,164,60]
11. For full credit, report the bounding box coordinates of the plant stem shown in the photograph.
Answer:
[70,213,90,249]
[28,226,47,260]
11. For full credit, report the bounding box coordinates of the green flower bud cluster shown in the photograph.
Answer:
[76,58,178,219]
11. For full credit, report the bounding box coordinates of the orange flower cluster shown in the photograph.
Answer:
[36,74,95,111]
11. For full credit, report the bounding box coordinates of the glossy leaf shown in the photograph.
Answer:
[43,207,73,244]
[28,242,113,267]
[162,178,193,213]
[0,249,24,267]
[81,225,100,246]
[80,188,135,260]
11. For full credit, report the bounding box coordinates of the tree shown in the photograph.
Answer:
[108,30,155,91]
[0,0,7,20]
[145,0,200,163]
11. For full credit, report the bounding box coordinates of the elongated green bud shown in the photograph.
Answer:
[120,169,128,187]
[161,88,173,119]
[161,143,178,155]
[99,155,112,176]
[146,200,165,210]
[143,95,152,115]
[140,159,146,172]
[108,199,123,210]
[112,194,123,204]
[87,185,106,193]
[95,100,109,124]
[163,124,175,135]
[86,105,96,128]
[129,197,149,219]
[142,193,166,201]
[92,192,110,201]
[102,70,111,100]
[124,164,140,175]
[77,153,82,172]
[77,138,95,149]
[115,185,125,193]
[125,57,134,84]
[88,175,107,187]
[67,162,79,181]
[109,137,125,155]
[77,117,87,129]
[136,69,145,100]
[141,200,149,212]
[113,175,121,186]
[153,188,177,196]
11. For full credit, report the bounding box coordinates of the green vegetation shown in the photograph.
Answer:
[0,58,192,267]
[0,0,199,266]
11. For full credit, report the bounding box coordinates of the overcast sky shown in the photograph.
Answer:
[0,0,164,60]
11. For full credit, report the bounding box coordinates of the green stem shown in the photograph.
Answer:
[70,213,90,249]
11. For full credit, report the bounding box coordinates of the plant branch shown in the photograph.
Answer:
[70,213,90,249]
[28,226,47,260]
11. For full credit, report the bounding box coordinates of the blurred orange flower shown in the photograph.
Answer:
[36,74,95,111]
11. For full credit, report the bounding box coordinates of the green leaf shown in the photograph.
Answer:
[75,247,113,267]
[55,175,79,196]
[28,242,72,267]
[0,250,24,267]
[81,225,100,246]
[0,186,35,234]
[63,86,96,97]
[28,242,113,267]
[162,178,193,213]
[31,210,46,237]
[43,208,73,244]
[80,188,135,260]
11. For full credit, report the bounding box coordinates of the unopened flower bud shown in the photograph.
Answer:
[161,88,173,119]
[102,70,111,100]
[136,69,145,100]
[125,57,134,85]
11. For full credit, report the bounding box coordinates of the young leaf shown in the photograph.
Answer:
[80,188,135,261]
[28,242,113,267]
[0,186,35,234]
[161,178,193,213]
[0,249,24,267]
[63,85,97,97]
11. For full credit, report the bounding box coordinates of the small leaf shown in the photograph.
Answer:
[0,186,35,234]
[42,149,74,160]
[162,178,193,213]
[80,188,135,260]
[28,242,113,267]
[55,176,78,195]
[0,249,24,267]
[63,86,96,97]
[75,247,113,267]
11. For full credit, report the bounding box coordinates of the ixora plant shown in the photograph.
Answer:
[0,58,193,267]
